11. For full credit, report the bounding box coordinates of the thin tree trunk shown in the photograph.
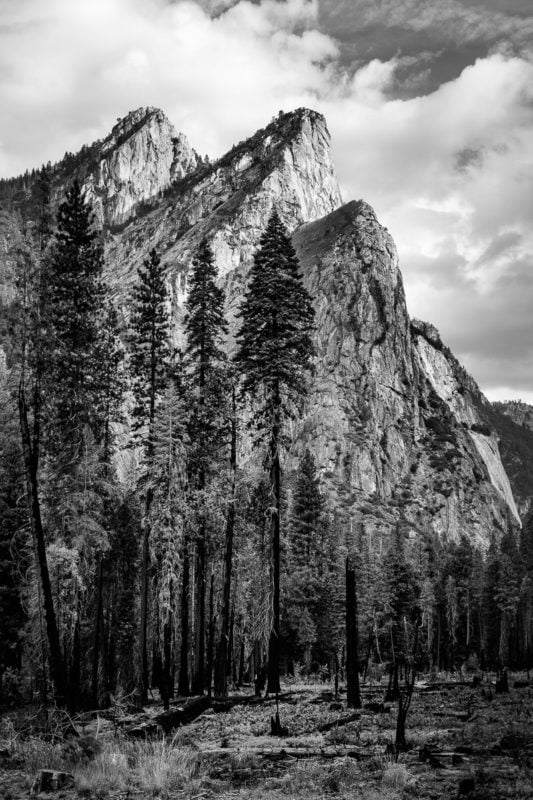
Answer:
[346,555,361,708]
[214,388,237,696]
[161,613,173,711]
[230,609,237,685]
[266,417,281,696]
[206,573,215,698]
[91,556,104,707]
[139,521,150,704]
[18,382,67,705]
[192,535,206,694]
[178,540,191,696]
[237,629,245,687]
[362,621,374,683]
[70,608,81,711]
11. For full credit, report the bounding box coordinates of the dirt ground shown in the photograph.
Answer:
[1,675,532,800]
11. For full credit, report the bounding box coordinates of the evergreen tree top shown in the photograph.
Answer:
[184,237,228,378]
[235,210,315,428]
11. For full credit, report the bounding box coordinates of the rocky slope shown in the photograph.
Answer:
[0,106,526,545]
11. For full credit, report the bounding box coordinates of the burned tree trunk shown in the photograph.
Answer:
[19,381,68,705]
[214,389,237,696]
[178,540,191,696]
[346,555,361,708]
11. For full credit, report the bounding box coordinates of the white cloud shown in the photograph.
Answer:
[0,0,532,401]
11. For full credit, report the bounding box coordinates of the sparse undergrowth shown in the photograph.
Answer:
[1,678,533,799]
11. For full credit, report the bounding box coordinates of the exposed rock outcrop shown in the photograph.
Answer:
[65,108,528,542]
[292,202,518,547]
[83,107,200,226]
[0,106,525,546]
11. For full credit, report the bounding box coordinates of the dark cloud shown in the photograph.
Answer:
[478,232,523,264]
[454,146,483,173]
[460,0,532,17]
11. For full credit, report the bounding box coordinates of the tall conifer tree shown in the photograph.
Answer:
[130,248,171,441]
[41,180,107,457]
[129,247,172,701]
[183,237,228,694]
[235,210,315,694]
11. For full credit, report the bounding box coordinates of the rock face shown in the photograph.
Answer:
[82,107,200,227]
[292,203,518,547]
[101,108,343,330]
[0,106,524,546]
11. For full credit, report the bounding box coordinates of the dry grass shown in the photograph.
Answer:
[381,762,409,790]
[75,740,200,797]
[7,735,201,798]
[16,737,66,774]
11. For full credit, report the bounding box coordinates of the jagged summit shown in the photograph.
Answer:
[104,107,168,149]
[83,107,200,226]
[102,104,342,291]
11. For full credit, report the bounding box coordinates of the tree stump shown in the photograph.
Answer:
[31,770,74,794]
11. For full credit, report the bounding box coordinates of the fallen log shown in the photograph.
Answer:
[317,712,360,732]
[155,696,212,734]
[123,696,212,737]
[201,745,373,761]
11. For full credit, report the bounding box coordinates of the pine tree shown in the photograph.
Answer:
[289,450,324,566]
[235,210,315,695]
[41,180,107,457]
[183,237,228,695]
[129,248,171,442]
[129,247,172,701]
[148,384,188,709]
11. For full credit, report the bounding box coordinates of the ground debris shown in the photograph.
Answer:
[30,769,74,795]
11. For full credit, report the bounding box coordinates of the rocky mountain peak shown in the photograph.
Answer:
[1,105,524,546]
[102,107,166,151]
[84,107,200,227]
[103,106,343,301]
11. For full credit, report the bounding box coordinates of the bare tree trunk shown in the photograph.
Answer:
[362,620,374,683]
[161,612,173,711]
[91,556,104,707]
[192,535,206,694]
[178,540,191,696]
[394,620,420,757]
[237,628,245,687]
[206,573,215,698]
[69,606,81,711]
[19,381,67,705]
[266,417,281,696]
[346,555,361,708]
[139,520,150,704]
[214,389,237,696]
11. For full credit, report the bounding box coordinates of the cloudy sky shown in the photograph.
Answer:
[1,0,532,402]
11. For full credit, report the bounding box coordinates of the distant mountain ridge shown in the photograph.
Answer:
[1,106,530,544]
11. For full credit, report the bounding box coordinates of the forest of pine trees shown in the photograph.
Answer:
[1,179,533,711]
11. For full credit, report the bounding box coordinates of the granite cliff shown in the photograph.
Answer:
[0,106,526,545]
